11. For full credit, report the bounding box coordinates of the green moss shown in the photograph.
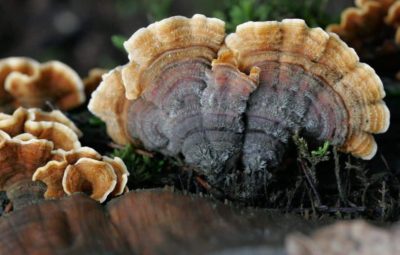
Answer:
[111,35,128,51]
[214,0,334,32]
[88,116,106,127]
[111,144,167,187]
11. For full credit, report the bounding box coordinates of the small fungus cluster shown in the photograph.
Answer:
[0,57,85,113]
[0,57,126,207]
[33,147,128,203]
[0,107,128,204]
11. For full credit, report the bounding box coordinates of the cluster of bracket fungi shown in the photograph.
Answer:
[0,14,391,203]
[89,14,390,199]
[0,12,394,254]
[0,58,128,210]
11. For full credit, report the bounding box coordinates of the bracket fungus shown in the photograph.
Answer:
[89,15,390,199]
[0,106,128,204]
[0,57,85,113]
[0,107,81,150]
[33,147,129,203]
[0,130,53,210]
[63,158,117,203]
[327,0,400,61]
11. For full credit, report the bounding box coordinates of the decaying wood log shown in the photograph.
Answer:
[0,189,321,255]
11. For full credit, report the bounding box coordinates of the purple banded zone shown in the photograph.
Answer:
[125,57,349,196]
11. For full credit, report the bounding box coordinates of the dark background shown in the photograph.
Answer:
[0,0,353,76]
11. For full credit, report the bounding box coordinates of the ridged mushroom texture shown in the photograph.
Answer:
[0,130,53,209]
[0,107,129,205]
[33,147,129,203]
[0,107,82,150]
[0,57,85,113]
[89,15,390,199]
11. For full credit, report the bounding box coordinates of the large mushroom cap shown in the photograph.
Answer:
[89,14,226,150]
[89,15,389,199]
[225,19,390,160]
[0,57,85,112]
[122,14,226,100]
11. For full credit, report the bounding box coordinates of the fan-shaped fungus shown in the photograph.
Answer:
[33,147,129,202]
[0,130,53,209]
[89,15,389,199]
[0,107,82,150]
[0,57,85,113]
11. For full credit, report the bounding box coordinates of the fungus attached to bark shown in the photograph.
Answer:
[89,15,390,199]
[0,57,85,112]
[0,130,53,209]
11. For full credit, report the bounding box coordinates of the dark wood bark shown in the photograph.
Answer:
[0,189,322,255]
[6,180,46,210]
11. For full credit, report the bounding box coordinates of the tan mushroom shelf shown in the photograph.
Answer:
[0,57,85,113]
[0,107,82,150]
[33,147,129,203]
[89,15,390,199]
[0,130,53,209]
[0,107,129,205]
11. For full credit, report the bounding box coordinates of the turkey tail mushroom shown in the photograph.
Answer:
[0,130,53,210]
[225,19,389,161]
[0,107,82,150]
[89,16,390,199]
[0,57,85,112]
[33,147,129,202]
